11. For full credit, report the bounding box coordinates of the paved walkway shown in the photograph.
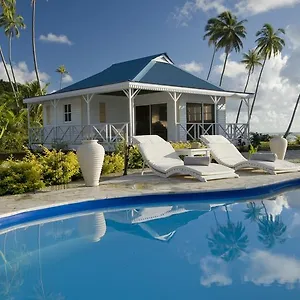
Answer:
[0,169,299,217]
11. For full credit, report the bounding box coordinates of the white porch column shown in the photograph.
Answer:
[27,103,32,148]
[123,89,140,142]
[210,96,222,134]
[50,99,59,140]
[82,94,95,126]
[168,92,182,141]
[244,97,251,141]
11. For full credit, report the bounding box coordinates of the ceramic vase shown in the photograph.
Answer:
[269,136,288,160]
[77,140,105,187]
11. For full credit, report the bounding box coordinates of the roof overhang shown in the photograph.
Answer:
[23,81,253,104]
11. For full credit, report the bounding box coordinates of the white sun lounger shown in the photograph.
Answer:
[132,135,239,182]
[201,135,300,175]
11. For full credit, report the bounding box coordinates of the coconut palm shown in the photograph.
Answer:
[235,50,262,124]
[243,202,264,223]
[55,65,69,89]
[0,0,26,95]
[0,1,16,97]
[249,24,285,120]
[203,18,219,81]
[31,0,42,93]
[257,201,287,248]
[207,206,249,262]
[207,11,247,86]
[283,93,300,138]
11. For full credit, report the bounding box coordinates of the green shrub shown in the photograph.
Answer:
[128,146,143,169]
[0,159,45,196]
[170,141,193,149]
[37,147,80,185]
[102,153,124,175]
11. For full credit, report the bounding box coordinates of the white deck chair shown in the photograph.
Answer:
[132,135,239,182]
[201,135,300,175]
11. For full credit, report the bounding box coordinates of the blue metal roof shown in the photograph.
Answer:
[138,62,224,91]
[55,53,224,94]
[56,53,168,94]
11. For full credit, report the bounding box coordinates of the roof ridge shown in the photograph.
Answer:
[110,53,167,67]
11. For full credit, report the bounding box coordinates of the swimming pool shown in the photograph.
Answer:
[1,181,300,299]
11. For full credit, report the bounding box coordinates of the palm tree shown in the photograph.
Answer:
[207,206,249,262]
[283,93,300,138]
[257,201,287,248]
[0,0,26,95]
[249,24,285,120]
[203,18,219,81]
[31,0,42,93]
[0,1,16,98]
[55,65,69,89]
[235,50,262,124]
[243,202,264,222]
[206,11,247,86]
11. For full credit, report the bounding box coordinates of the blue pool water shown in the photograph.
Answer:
[1,187,300,299]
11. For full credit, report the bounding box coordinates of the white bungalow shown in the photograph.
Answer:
[23,53,253,150]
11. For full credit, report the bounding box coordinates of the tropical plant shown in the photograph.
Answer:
[236,49,262,124]
[55,65,68,89]
[0,0,26,96]
[257,201,287,248]
[206,11,247,86]
[243,202,263,222]
[249,24,285,120]
[207,206,249,262]
[0,0,16,97]
[283,93,300,138]
[31,0,42,93]
[203,17,219,81]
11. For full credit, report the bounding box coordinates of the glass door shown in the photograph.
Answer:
[135,105,150,136]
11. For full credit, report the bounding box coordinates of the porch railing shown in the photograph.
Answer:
[177,123,249,144]
[29,123,129,149]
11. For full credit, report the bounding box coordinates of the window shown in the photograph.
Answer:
[64,104,72,122]
[203,104,214,122]
[45,105,51,125]
[99,103,106,123]
[186,103,202,122]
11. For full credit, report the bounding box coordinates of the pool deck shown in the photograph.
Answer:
[0,168,300,217]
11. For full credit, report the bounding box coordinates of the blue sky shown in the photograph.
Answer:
[2,0,300,131]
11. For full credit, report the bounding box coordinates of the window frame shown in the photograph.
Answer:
[64,104,72,123]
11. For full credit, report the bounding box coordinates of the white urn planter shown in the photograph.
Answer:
[77,140,105,187]
[269,136,288,160]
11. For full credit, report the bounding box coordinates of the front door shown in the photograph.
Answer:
[135,104,168,140]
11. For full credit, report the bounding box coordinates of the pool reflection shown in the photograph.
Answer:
[0,191,299,299]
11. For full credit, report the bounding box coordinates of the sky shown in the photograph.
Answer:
[2,0,300,132]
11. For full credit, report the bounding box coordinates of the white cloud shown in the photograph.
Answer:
[200,256,232,287]
[62,74,73,84]
[0,61,50,85]
[236,0,300,15]
[244,250,300,287]
[39,33,73,45]
[179,61,203,75]
[172,0,300,26]
[212,48,300,132]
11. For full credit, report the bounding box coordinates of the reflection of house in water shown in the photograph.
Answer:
[106,203,221,242]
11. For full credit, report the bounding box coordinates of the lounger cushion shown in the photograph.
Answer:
[201,135,231,144]
[250,152,277,162]
[184,156,210,166]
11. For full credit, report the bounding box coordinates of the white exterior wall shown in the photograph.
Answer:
[39,92,228,145]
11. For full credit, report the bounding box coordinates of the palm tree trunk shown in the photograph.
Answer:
[60,73,62,89]
[31,0,42,93]
[8,34,19,95]
[219,51,229,86]
[283,93,300,138]
[38,224,46,298]
[207,46,216,81]
[213,210,219,227]
[0,46,16,97]
[261,201,268,216]
[236,69,251,124]
[249,56,267,120]
[225,205,231,223]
